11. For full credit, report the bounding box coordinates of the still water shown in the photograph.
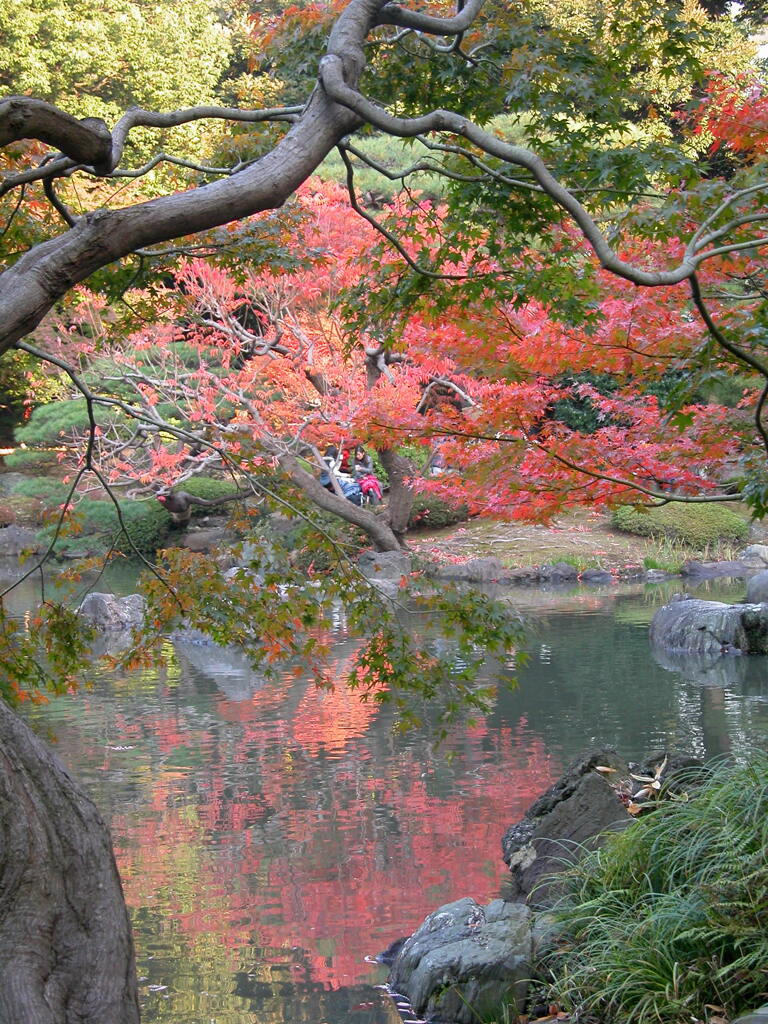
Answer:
[14,572,768,1024]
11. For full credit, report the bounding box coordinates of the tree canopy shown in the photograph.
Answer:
[2,2,768,1021]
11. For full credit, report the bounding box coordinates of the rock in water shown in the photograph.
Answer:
[388,897,535,1024]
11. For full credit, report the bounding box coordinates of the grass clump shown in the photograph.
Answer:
[612,502,749,548]
[546,755,768,1024]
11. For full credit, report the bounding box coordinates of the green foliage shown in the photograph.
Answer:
[3,448,61,471]
[546,754,768,1024]
[172,476,243,516]
[15,398,105,447]
[0,349,63,442]
[259,510,370,574]
[612,502,749,547]
[0,602,94,707]
[0,0,231,142]
[82,499,172,555]
[9,477,71,506]
[551,373,621,433]
[408,493,470,531]
[40,498,171,557]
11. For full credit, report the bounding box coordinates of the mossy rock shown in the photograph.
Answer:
[612,502,749,547]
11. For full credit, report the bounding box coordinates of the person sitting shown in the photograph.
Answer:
[353,445,373,476]
[352,446,383,504]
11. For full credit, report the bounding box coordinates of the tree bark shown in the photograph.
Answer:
[378,447,416,542]
[0,700,140,1024]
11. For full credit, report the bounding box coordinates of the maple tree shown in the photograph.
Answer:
[2,1,768,1020]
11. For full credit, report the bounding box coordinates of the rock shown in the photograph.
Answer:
[501,748,632,905]
[731,1005,768,1024]
[388,897,536,1024]
[358,549,413,580]
[0,524,43,555]
[504,566,545,583]
[78,592,146,631]
[618,565,646,580]
[741,545,768,568]
[579,568,613,585]
[367,577,402,598]
[680,559,750,579]
[434,556,512,583]
[539,562,578,583]
[649,596,768,655]
[746,569,768,603]
[178,526,230,553]
[643,568,675,582]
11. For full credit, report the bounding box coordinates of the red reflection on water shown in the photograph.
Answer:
[108,680,560,989]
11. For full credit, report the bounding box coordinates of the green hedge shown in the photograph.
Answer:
[612,501,749,547]
[10,478,72,506]
[40,498,171,556]
[172,476,243,516]
[3,449,62,471]
[408,493,469,530]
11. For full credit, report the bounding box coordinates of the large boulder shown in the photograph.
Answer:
[746,569,768,604]
[501,748,632,905]
[649,595,768,655]
[434,557,513,583]
[358,549,413,580]
[741,545,768,569]
[0,524,43,556]
[388,897,537,1024]
[680,559,750,579]
[78,593,146,632]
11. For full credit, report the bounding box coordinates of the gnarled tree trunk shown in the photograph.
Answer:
[0,700,140,1024]
[379,447,417,543]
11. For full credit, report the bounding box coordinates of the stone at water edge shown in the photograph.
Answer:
[78,592,146,631]
[746,569,768,604]
[649,595,768,656]
[387,897,538,1024]
[501,747,633,906]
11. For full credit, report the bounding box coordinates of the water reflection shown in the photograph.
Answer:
[15,574,768,1023]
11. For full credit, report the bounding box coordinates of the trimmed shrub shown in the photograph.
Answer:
[3,449,62,471]
[408,493,469,530]
[10,478,72,506]
[547,755,768,1024]
[15,399,94,446]
[612,501,749,547]
[171,476,243,516]
[40,498,171,556]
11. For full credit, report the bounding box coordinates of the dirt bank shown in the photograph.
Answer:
[408,508,765,572]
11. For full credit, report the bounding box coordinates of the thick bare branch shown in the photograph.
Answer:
[377,0,485,34]
[0,96,113,171]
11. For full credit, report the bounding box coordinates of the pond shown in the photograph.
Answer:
[11,567,768,1024]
